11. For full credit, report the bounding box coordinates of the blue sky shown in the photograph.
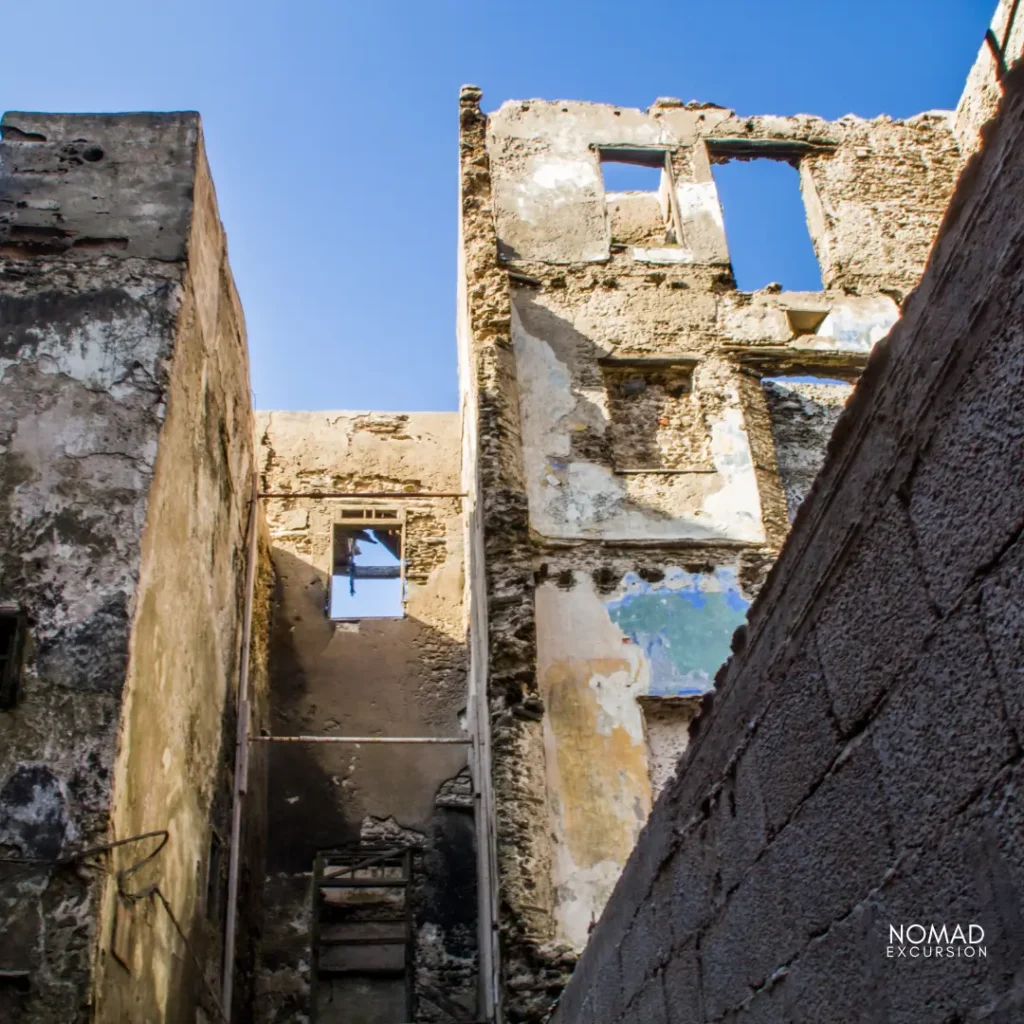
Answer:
[1,1,994,411]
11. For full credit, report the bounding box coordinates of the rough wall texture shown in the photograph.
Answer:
[0,111,265,1024]
[550,56,1024,1024]
[462,61,964,1021]
[93,139,266,1024]
[459,85,567,1023]
[761,379,853,522]
[255,411,475,1024]
[955,0,1024,155]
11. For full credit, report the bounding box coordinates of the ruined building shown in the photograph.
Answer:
[0,1,1022,1021]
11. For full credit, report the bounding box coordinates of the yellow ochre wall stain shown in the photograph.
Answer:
[543,657,652,870]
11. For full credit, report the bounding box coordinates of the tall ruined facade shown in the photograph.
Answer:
[0,2,1022,1022]
[254,412,477,1024]
[456,75,965,1024]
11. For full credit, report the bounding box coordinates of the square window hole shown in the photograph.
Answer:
[598,148,675,246]
[329,522,404,620]
[710,158,823,292]
[599,160,664,193]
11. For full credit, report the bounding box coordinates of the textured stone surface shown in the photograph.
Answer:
[462,38,964,1015]
[550,43,1024,1024]
[0,112,267,1024]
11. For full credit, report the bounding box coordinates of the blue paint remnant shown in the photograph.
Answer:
[605,567,750,695]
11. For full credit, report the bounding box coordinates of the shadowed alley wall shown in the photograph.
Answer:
[255,411,476,1024]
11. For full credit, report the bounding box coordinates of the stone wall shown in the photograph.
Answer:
[0,111,265,1024]
[255,411,475,1024]
[550,57,1024,1024]
[461,61,965,1020]
[92,134,267,1024]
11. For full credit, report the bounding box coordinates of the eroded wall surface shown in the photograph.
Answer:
[460,72,965,1020]
[92,138,267,1024]
[255,411,475,1024]
[550,57,1024,1024]
[0,110,266,1024]
[0,112,190,1023]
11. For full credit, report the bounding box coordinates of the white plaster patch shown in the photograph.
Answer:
[588,665,646,742]
[631,246,696,264]
[676,181,725,231]
[808,295,899,352]
[703,403,765,543]
[553,858,627,950]
[531,157,600,192]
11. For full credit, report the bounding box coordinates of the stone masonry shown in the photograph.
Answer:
[549,16,1024,1024]
[1,2,1022,1021]
[457,26,973,1024]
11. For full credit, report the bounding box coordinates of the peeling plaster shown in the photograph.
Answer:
[512,306,765,542]
[606,567,749,695]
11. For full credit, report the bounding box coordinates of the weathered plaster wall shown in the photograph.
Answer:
[533,555,756,952]
[92,136,266,1024]
[255,411,475,1024]
[0,111,222,1024]
[550,59,1024,1024]
[489,98,960,297]
[465,70,966,1022]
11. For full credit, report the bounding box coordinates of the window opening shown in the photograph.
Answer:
[0,611,25,710]
[597,146,678,246]
[710,157,823,292]
[329,516,403,620]
[599,160,664,193]
[761,374,853,521]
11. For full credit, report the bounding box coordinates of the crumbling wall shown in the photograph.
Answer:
[458,85,566,1023]
[255,411,474,1024]
[955,0,1024,156]
[92,135,266,1024]
[0,111,203,1024]
[550,59,1024,1024]
[0,110,264,1024]
[532,550,762,953]
[465,71,966,1022]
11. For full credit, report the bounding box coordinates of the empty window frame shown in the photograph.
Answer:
[599,356,712,472]
[328,510,404,620]
[0,611,26,710]
[596,146,681,247]
[707,142,823,292]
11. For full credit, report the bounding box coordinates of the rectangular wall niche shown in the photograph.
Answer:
[597,146,677,247]
[329,510,404,620]
[600,357,711,472]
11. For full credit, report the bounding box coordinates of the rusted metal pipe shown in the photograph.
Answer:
[221,475,260,1020]
[251,735,471,745]
[259,491,466,499]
